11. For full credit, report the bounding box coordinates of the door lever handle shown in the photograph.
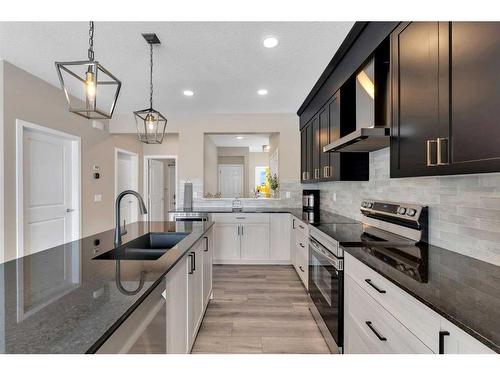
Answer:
[66,208,75,213]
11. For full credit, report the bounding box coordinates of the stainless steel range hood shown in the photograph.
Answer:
[323,126,390,153]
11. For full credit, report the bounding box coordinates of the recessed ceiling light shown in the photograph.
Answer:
[183,90,194,97]
[257,89,268,96]
[236,136,244,140]
[263,36,279,48]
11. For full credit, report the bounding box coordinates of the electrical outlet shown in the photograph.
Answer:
[94,194,102,202]
[285,191,291,199]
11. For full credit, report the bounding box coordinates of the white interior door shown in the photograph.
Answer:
[116,151,138,225]
[218,164,244,198]
[149,160,164,221]
[22,129,76,255]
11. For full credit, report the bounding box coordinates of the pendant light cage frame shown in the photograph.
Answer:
[134,33,167,144]
[55,22,122,120]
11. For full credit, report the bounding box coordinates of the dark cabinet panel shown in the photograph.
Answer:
[450,22,500,167]
[319,107,330,179]
[300,126,308,181]
[306,123,313,181]
[391,22,444,177]
[391,21,500,177]
[312,116,321,180]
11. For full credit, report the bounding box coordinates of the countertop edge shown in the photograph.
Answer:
[342,248,500,354]
[85,222,214,354]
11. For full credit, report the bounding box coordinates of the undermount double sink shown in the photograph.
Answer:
[94,232,189,261]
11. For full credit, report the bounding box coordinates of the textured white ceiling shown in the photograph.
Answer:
[0,21,354,114]
[208,133,271,152]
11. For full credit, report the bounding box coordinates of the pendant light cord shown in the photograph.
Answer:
[149,43,154,109]
[88,21,95,61]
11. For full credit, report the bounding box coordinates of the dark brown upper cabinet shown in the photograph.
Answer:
[391,21,500,177]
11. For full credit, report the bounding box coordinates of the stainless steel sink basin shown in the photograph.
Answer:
[94,232,188,261]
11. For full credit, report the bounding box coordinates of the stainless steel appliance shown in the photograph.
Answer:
[302,189,319,223]
[168,212,209,222]
[308,199,427,353]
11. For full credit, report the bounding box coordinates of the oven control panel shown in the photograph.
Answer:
[360,200,424,221]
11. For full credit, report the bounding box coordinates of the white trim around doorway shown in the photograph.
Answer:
[15,119,82,259]
[143,154,178,222]
[114,147,139,223]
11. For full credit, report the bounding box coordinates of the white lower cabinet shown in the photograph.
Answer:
[214,223,240,260]
[344,253,495,354]
[188,240,204,349]
[241,223,270,259]
[212,213,277,264]
[291,217,309,289]
[269,213,292,262]
[345,275,432,354]
[166,228,213,354]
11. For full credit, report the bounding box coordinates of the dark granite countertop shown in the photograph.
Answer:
[169,207,359,225]
[342,243,500,353]
[0,220,213,354]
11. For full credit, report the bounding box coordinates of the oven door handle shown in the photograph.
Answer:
[309,239,343,271]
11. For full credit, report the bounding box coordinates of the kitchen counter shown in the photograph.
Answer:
[342,243,500,353]
[0,220,213,354]
[169,207,359,225]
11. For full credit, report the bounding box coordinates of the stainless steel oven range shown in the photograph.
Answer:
[308,200,427,354]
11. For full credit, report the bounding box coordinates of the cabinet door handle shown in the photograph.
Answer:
[191,251,196,272]
[306,171,310,180]
[298,224,305,230]
[426,139,438,166]
[439,330,450,354]
[188,253,194,274]
[328,165,332,178]
[292,219,296,229]
[365,321,387,341]
[365,279,386,294]
[241,225,244,236]
[237,226,240,236]
[204,236,208,252]
[437,137,449,166]
[314,169,320,179]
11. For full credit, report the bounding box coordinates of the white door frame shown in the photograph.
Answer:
[143,155,178,221]
[114,147,139,223]
[15,119,81,259]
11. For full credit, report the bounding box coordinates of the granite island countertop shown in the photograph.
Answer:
[0,220,213,354]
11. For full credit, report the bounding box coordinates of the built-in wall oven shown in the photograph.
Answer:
[308,228,344,353]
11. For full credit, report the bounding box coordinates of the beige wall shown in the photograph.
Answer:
[203,135,218,196]
[110,113,300,202]
[2,61,144,262]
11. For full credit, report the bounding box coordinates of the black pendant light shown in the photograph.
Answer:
[134,33,167,144]
[55,21,121,119]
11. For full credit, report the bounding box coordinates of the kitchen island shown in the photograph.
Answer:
[0,220,213,354]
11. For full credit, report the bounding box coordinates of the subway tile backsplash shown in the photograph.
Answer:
[317,148,500,266]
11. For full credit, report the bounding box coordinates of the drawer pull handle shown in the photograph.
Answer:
[439,330,450,354]
[299,243,305,248]
[365,279,386,294]
[298,224,305,229]
[365,321,387,341]
[299,265,305,272]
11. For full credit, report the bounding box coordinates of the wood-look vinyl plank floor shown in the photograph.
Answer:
[191,265,330,354]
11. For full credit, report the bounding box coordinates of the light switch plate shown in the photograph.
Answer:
[94,194,102,202]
